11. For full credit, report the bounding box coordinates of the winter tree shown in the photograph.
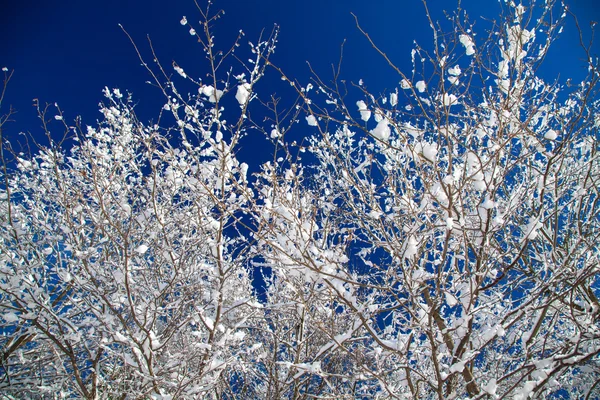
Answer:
[0,0,599,398]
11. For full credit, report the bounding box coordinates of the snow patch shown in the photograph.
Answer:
[371,118,390,141]
[448,65,461,76]
[200,85,223,103]
[544,130,557,140]
[306,115,318,126]
[482,379,497,396]
[422,143,438,162]
[459,34,475,55]
[174,66,187,78]
[135,244,149,254]
[236,83,252,105]
[438,93,458,106]
[357,100,371,122]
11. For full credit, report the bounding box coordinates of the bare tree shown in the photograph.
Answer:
[0,2,277,398]
[0,0,598,399]
[258,0,600,398]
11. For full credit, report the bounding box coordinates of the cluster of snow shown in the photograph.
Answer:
[447,65,461,85]
[135,244,149,254]
[438,93,458,106]
[448,65,461,76]
[524,218,542,240]
[482,378,498,396]
[466,152,486,190]
[356,100,371,122]
[199,85,223,103]
[404,236,418,259]
[306,115,318,126]
[390,92,398,107]
[421,142,438,162]
[459,34,475,55]
[174,65,187,79]
[235,83,252,106]
[371,117,391,141]
[544,129,557,140]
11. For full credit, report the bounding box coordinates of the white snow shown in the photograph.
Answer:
[459,34,475,55]
[439,93,458,106]
[449,360,465,373]
[482,378,497,396]
[544,129,557,140]
[481,197,495,209]
[422,143,438,162]
[474,180,487,191]
[200,85,223,103]
[356,100,371,122]
[180,16,188,25]
[4,312,18,322]
[445,291,457,306]
[371,118,390,140]
[174,66,187,79]
[235,83,251,105]
[306,115,318,126]
[415,80,426,93]
[405,236,418,259]
[390,92,398,106]
[448,65,461,76]
[524,218,542,240]
[368,210,383,219]
[201,85,214,97]
[400,79,411,89]
[447,67,461,84]
[514,381,536,400]
[135,244,149,254]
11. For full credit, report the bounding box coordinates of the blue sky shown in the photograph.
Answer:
[1,0,599,166]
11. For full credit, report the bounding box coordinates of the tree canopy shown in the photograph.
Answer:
[0,0,599,398]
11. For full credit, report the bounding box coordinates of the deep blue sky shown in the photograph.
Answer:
[1,0,599,166]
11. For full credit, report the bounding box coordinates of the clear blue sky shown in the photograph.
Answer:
[1,0,599,165]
